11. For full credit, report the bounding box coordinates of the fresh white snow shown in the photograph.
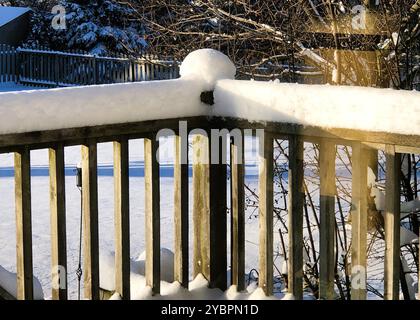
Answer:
[0,265,44,299]
[99,249,284,300]
[0,49,419,137]
[213,79,420,136]
[0,7,31,27]
[0,79,208,135]
[180,49,236,91]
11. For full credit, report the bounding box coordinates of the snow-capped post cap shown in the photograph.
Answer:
[180,49,236,91]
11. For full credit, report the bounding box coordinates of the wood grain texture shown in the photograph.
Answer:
[384,145,401,300]
[288,135,304,300]
[113,139,130,299]
[15,148,33,300]
[319,140,336,300]
[350,142,368,300]
[49,145,67,300]
[259,132,274,296]
[81,143,100,300]
[230,134,245,291]
[145,135,161,295]
[174,133,189,288]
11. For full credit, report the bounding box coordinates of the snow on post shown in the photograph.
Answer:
[180,49,236,91]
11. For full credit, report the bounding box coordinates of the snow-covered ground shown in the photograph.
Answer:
[0,82,40,93]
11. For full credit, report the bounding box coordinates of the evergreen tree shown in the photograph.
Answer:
[20,0,147,56]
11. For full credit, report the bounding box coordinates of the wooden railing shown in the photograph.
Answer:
[0,115,419,300]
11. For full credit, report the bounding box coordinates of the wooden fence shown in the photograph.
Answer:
[0,44,18,83]
[0,45,179,87]
[0,109,418,300]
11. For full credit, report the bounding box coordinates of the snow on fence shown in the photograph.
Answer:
[0,49,419,300]
[0,46,180,87]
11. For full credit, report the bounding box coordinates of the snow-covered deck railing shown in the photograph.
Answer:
[0,49,419,300]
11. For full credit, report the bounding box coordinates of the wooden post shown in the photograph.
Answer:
[174,133,189,288]
[259,132,274,296]
[15,148,33,300]
[192,134,210,281]
[319,140,336,300]
[288,135,304,300]
[49,145,67,300]
[114,139,130,299]
[144,135,161,295]
[209,131,227,290]
[81,143,100,300]
[230,134,245,291]
[384,145,401,300]
[192,130,227,291]
[351,142,368,300]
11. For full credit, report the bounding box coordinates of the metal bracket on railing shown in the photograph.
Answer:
[200,91,214,105]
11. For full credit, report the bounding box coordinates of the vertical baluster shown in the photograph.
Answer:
[192,133,210,281]
[15,147,33,300]
[384,145,401,300]
[288,135,304,300]
[144,135,161,295]
[351,142,368,300]
[319,140,336,300]
[259,132,274,295]
[174,132,189,288]
[114,139,130,299]
[81,143,100,300]
[230,132,245,291]
[49,144,67,300]
[209,131,227,290]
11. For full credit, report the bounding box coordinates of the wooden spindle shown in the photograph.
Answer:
[288,135,304,300]
[81,143,100,300]
[15,147,33,300]
[209,131,227,290]
[230,133,245,291]
[192,131,228,290]
[174,133,189,288]
[350,142,368,300]
[144,135,161,295]
[192,134,210,281]
[384,145,401,300]
[259,132,274,296]
[49,145,67,300]
[319,140,336,300]
[114,139,130,299]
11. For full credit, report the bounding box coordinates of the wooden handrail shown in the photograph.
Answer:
[0,117,419,153]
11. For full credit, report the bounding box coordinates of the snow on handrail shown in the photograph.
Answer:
[0,49,419,140]
[213,80,420,137]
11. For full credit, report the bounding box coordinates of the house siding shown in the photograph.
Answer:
[0,11,30,46]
